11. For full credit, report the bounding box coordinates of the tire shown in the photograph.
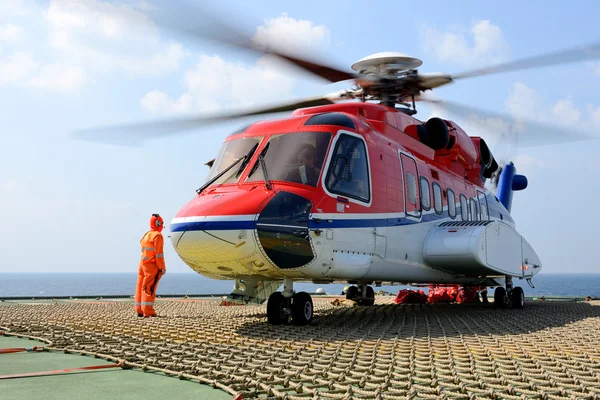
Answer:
[346,286,359,301]
[362,286,375,306]
[291,292,313,326]
[494,287,507,309]
[511,286,525,309]
[267,292,288,325]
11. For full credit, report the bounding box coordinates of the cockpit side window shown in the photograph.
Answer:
[206,137,262,186]
[325,134,370,203]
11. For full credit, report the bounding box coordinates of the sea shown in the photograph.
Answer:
[1,273,599,298]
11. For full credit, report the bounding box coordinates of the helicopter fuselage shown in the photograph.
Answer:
[169,102,541,289]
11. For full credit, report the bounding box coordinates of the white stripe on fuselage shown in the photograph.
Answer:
[171,214,256,224]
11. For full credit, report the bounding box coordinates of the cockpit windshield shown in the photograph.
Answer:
[205,137,262,186]
[246,131,332,187]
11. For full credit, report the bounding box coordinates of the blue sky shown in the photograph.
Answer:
[1,0,600,276]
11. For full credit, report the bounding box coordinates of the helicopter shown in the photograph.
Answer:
[75,2,600,325]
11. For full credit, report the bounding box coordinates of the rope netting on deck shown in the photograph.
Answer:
[2,297,600,399]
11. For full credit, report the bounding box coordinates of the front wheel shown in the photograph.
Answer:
[346,286,359,301]
[361,286,375,306]
[267,292,288,325]
[291,292,313,326]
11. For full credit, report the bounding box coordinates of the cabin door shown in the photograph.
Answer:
[399,151,421,221]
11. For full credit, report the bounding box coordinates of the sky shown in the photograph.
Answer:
[1,0,600,277]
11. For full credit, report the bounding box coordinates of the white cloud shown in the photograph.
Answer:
[0,179,18,194]
[0,52,37,85]
[141,13,331,116]
[45,0,185,77]
[551,96,581,125]
[0,24,24,41]
[0,0,31,16]
[46,0,157,42]
[589,105,600,126]
[28,63,86,91]
[253,12,330,55]
[505,82,545,122]
[0,0,186,92]
[505,82,596,128]
[140,90,195,115]
[0,51,85,92]
[420,20,511,66]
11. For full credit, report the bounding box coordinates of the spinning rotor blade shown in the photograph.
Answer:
[451,41,600,80]
[72,93,347,145]
[419,97,600,150]
[142,1,356,83]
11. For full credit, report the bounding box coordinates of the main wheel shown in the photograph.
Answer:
[346,286,359,301]
[361,286,375,306]
[511,286,525,309]
[494,287,507,309]
[291,292,313,326]
[267,292,288,325]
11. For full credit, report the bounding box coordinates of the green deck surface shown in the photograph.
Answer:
[0,336,231,400]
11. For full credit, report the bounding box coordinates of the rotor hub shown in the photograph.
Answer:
[351,52,423,76]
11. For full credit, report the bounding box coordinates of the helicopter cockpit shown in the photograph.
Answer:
[202,129,371,205]
[246,131,331,187]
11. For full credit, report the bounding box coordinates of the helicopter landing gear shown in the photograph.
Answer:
[345,284,375,306]
[493,276,524,309]
[266,278,314,326]
[480,288,489,304]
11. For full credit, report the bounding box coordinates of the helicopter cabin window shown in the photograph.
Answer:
[460,194,468,221]
[432,182,443,215]
[447,189,456,219]
[246,131,332,187]
[206,136,263,186]
[480,203,489,220]
[470,198,479,221]
[325,134,370,202]
[406,173,417,206]
[419,177,430,210]
[477,192,489,221]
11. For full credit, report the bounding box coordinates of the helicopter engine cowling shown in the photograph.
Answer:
[471,137,499,179]
[416,117,450,150]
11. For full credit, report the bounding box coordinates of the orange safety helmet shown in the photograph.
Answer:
[150,213,164,232]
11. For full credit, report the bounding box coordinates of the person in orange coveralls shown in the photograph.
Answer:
[135,214,167,317]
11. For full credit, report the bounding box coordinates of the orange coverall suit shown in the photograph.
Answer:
[135,216,166,317]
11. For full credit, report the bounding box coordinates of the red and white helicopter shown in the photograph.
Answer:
[77,3,600,325]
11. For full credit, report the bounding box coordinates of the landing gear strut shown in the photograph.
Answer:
[493,276,525,309]
[345,284,375,306]
[266,278,313,326]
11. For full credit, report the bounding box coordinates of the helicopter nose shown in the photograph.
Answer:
[255,191,315,269]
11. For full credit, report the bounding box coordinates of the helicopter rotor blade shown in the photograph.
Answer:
[418,97,600,151]
[72,91,352,146]
[141,0,357,84]
[450,41,600,80]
